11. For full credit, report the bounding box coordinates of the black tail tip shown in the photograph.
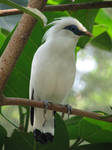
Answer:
[33,129,54,144]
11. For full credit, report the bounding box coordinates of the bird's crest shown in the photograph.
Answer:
[43,17,87,41]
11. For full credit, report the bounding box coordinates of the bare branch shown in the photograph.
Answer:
[0,97,112,123]
[0,0,47,92]
[44,1,112,11]
[0,1,112,17]
[0,9,22,16]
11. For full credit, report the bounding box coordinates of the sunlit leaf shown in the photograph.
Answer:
[95,9,112,38]
[47,0,59,5]
[0,30,6,49]
[47,0,70,4]
[0,25,16,56]
[92,25,108,38]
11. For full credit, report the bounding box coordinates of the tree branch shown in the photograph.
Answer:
[0,0,47,92]
[0,97,112,123]
[43,1,112,11]
[0,1,112,17]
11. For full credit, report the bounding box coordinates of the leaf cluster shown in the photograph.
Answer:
[1,114,112,149]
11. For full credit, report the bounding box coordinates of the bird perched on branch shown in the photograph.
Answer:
[29,16,92,144]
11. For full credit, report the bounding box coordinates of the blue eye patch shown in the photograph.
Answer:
[64,25,85,36]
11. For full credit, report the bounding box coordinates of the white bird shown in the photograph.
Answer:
[29,16,91,144]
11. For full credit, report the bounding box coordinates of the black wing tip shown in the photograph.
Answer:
[30,88,34,126]
[31,107,34,126]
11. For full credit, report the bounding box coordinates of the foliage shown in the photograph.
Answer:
[1,114,112,149]
[0,0,112,149]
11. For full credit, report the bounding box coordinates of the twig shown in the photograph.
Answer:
[0,0,47,92]
[0,1,112,17]
[0,97,112,123]
[43,1,112,11]
[0,9,22,16]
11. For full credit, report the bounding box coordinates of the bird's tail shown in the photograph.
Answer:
[33,108,54,135]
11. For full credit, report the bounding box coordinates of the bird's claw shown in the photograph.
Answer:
[66,104,72,117]
[62,104,72,119]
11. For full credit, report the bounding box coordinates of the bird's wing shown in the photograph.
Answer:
[30,88,34,126]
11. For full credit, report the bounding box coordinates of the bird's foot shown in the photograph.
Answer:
[66,104,72,118]
[62,104,72,118]
[33,129,53,144]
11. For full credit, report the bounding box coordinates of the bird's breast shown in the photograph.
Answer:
[32,52,75,103]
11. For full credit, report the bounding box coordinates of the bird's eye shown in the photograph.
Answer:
[71,27,75,31]
[64,25,85,36]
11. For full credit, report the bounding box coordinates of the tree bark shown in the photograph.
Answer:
[0,0,47,92]
[0,97,112,123]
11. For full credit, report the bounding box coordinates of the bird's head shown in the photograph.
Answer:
[43,17,92,42]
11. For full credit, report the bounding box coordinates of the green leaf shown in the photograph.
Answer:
[92,25,108,38]
[75,143,112,150]
[65,116,83,140]
[0,30,6,49]
[0,125,7,149]
[4,130,35,150]
[91,32,112,51]
[0,28,9,36]
[66,116,112,143]
[93,9,112,51]
[0,109,18,128]
[24,7,47,26]
[82,118,112,143]
[47,0,59,5]
[54,113,69,150]
[45,11,69,23]
[95,9,112,38]
[70,0,103,48]
[47,0,70,5]
[0,0,47,26]
[0,25,16,56]
[7,113,69,150]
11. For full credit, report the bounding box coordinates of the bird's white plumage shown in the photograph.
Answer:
[43,17,87,41]
[29,17,88,134]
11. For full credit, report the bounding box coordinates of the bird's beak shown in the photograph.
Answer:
[84,31,93,37]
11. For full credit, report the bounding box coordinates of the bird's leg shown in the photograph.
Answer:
[42,100,49,127]
[62,104,72,119]
[33,101,54,144]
